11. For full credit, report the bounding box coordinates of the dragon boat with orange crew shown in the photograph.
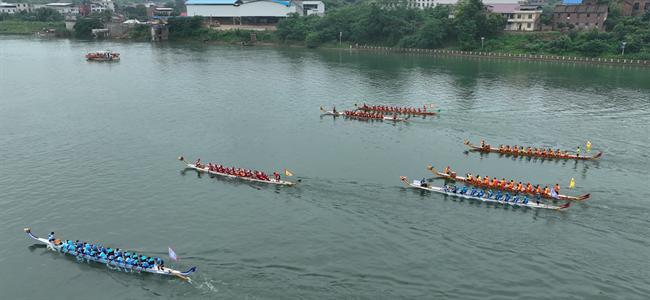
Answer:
[85,50,120,62]
[427,166,590,201]
[464,140,602,160]
[399,176,571,211]
[354,103,439,116]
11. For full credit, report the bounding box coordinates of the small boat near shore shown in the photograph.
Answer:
[400,176,571,210]
[355,103,439,116]
[86,50,120,62]
[320,108,409,122]
[24,228,196,281]
[427,166,590,201]
[179,157,297,186]
[464,140,603,160]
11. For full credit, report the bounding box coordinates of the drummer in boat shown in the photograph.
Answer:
[443,166,451,175]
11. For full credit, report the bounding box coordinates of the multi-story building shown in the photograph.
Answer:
[45,3,80,15]
[488,4,543,31]
[552,1,608,31]
[303,1,325,16]
[186,0,316,25]
[0,2,17,13]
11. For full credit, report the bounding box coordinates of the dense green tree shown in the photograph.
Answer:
[73,17,103,38]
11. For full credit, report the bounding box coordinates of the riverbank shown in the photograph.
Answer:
[0,21,66,35]
[3,20,648,67]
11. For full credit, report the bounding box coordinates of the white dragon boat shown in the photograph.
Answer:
[24,228,197,281]
[400,176,571,211]
[179,157,296,186]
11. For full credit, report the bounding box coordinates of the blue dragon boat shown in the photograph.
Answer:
[24,228,197,281]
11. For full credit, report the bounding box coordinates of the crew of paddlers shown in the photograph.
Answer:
[344,110,391,120]
[359,103,429,114]
[48,233,165,271]
[443,185,535,205]
[479,140,583,158]
[442,166,562,198]
[194,159,281,181]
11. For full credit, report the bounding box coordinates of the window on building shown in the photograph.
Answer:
[645,3,649,10]
[595,22,599,26]
[633,3,639,10]
[527,23,531,28]
[528,14,532,19]
[586,14,590,17]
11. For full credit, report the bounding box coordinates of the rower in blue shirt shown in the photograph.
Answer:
[48,232,55,242]
[504,192,511,202]
[523,196,529,204]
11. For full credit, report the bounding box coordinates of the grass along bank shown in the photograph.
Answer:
[0,20,65,35]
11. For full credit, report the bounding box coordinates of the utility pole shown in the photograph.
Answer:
[481,37,485,50]
[339,32,343,47]
[621,42,627,55]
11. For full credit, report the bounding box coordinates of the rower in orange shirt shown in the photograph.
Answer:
[553,183,561,194]
[516,182,523,192]
[466,173,473,182]
[507,180,515,190]
[534,185,541,194]
[483,176,490,186]
[491,177,499,187]
[499,178,507,189]
[543,186,551,196]
[525,182,533,193]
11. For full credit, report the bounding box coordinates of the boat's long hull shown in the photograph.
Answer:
[24,228,196,280]
[185,163,295,186]
[464,141,602,160]
[428,167,590,201]
[357,107,437,116]
[400,177,570,210]
[320,110,408,122]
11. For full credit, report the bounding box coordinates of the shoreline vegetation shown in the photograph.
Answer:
[2,0,649,65]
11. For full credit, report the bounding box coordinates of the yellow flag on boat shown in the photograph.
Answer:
[569,178,575,189]
[284,169,294,177]
[586,141,592,152]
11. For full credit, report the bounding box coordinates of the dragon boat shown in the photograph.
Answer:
[24,228,197,281]
[85,50,120,62]
[179,157,297,186]
[320,108,409,122]
[464,140,603,160]
[427,166,590,201]
[400,177,571,210]
[355,104,439,116]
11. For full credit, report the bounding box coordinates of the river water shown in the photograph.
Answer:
[1,36,649,299]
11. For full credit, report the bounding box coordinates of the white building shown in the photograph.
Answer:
[0,2,17,13]
[302,1,324,16]
[186,0,302,23]
[45,3,79,15]
[487,3,542,31]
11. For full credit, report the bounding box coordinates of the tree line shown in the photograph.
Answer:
[276,0,649,58]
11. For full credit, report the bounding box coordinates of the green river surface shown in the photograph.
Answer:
[1,36,649,299]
